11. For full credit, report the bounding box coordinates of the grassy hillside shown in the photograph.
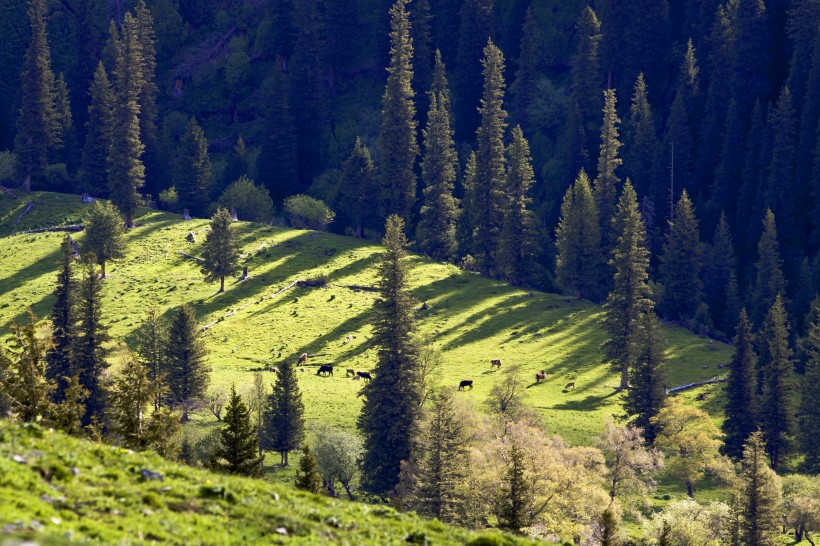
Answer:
[0,420,538,545]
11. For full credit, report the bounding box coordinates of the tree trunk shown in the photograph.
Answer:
[341,480,355,500]
[619,364,629,390]
[125,212,134,229]
[219,276,225,293]
[21,174,31,192]
[686,480,694,499]
[100,261,107,279]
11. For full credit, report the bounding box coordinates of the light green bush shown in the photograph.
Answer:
[217,176,274,223]
[283,194,335,231]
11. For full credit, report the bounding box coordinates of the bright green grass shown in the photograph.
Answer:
[0,192,734,491]
[0,421,539,546]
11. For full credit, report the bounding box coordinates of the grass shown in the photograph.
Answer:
[0,191,735,493]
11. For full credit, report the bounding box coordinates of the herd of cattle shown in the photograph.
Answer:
[271,354,577,392]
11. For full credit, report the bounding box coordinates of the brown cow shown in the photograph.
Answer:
[357,371,372,382]
[535,370,546,383]
[490,359,502,369]
[564,382,576,391]
[270,366,279,374]
[298,353,309,365]
[346,368,356,377]
[458,380,473,391]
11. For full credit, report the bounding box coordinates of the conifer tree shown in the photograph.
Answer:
[48,374,88,436]
[258,66,298,203]
[0,310,54,422]
[418,89,459,261]
[134,307,169,410]
[661,91,693,200]
[45,236,76,401]
[69,0,100,140]
[624,312,667,443]
[623,73,660,200]
[722,309,758,460]
[134,1,159,171]
[166,304,209,421]
[81,62,114,195]
[358,215,422,495]
[83,200,127,279]
[736,102,767,254]
[470,40,508,275]
[570,6,602,158]
[266,0,296,66]
[594,89,623,250]
[107,349,166,450]
[510,8,538,128]
[759,295,798,471]
[294,444,323,493]
[73,258,110,426]
[735,431,782,546]
[200,208,240,294]
[724,271,743,337]
[262,358,305,467]
[731,0,770,113]
[496,442,529,534]
[222,136,249,191]
[410,0,434,115]
[53,73,75,169]
[15,0,57,191]
[378,0,418,225]
[457,151,478,257]
[210,385,264,477]
[603,182,654,391]
[174,117,211,216]
[453,0,493,139]
[659,191,703,321]
[703,213,736,333]
[800,300,820,473]
[751,210,787,326]
[431,50,451,113]
[555,169,605,301]
[338,138,378,237]
[497,125,541,287]
[710,101,744,226]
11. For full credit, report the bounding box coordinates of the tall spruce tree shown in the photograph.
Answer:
[378,0,418,225]
[166,304,209,421]
[453,0,493,140]
[15,0,57,191]
[623,73,660,200]
[470,40,508,276]
[722,309,758,460]
[258,66,298,204]
[338,137,378,238]
[0,310,54,423]
[594,89,623,251]
[457,151,478,258]
[410,0,434,115]
[703,213,736,333]
[134,306,168,410]
[262,358,305,467]
[497,125,541,287]
[751,210,787,326]
[53,73,75,170]
[661,91,694,200]
[496,441,529,534]
[174,117,211,216]
[759,295,798,471]
[81,62,114,195]
[83,200,127,279]
[736,102,767,255]
[659,191,703,321]
[711,100,744,221]
[294,444,323,493]
[358,215,422,495]
[107,350,166,450]
[735,431,783,546]
[509,8,538,129]
[418,88,459,261]
[200,208,240,293]
[45,236,76,401]
[570,5,602,172]
[800,299,820,473]
[603,182,654,391]
[623,312,667,443]
[555,169,605,301]
[134,0,159,192]
[210,385,264,477]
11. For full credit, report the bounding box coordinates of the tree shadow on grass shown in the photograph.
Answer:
[550,390,620,412]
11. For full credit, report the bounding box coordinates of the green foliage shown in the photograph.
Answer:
[734,431,782,546]
[294,443,323,494]
[751,210,787,326]
[48,373,89,436]
[313,425,363,500]
[200,208,240,293]
[166,304,209,421]
[210,385,264,477]
[623,73,660,200]
[134,307,169,410]
[158,186,179,211]
[0,309,54,422]
[283,194,335,231]
[624,313,667,442]
[644,498,731,546]
[257,67,298,204]
[174,117,211,217]
[800,298,820,474]
[262,358,305,466]
[337,138,378,237]
[45,235,75,400]
[496,442,529,534]
[107,349,167,450]
[594,89,622,250]
[570,6,602,162]
[216,176,274,223]
[659,191,703,321]
[81,63,114,196]
[722,309,758,460]
[703,213,736,334]
[83,200,127,278]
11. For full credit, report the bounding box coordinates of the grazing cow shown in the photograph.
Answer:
[346,368,356,377]
[564,382,576,391]
[357,371,372,382]
[343,334,356,344]
[270,366,279,374]
[458,380,473,391]
[490,359,502,369]
[317,365,333,376]
[535,370,546,383]
[298,353,309,365]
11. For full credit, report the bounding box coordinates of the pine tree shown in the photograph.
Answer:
[134,0,160,193]
[661,91,693,199]
[418,89,459,261]
[731,0,770,114]
[134,307,169,410]
[510,8,538,129]
[496,442,529,534]
[262,358,305,467]
[751,210,787,326]
[725,271,743,337]
[294,444,323,493]
[266,0,296,66]
[722,309,758,460]
[470,40,508,276]
[735,431,782,546]
[555,169,605,301]
[48,374,88,436]
[258,66,298,203]
[200,208,240,294]
[410,0,434,116]
[659,191,703,321]
[623,73,660,200]
[210,385,264,477]
[73,258,110,426]
[594,89,623,251]
[453,0,493,139]
[107,349,165,450]
[174,117,211,216]
[703,213,736,333]
[570,5,602,163]
[166,304,209,422]
[736,102,767,256]
[378,0,418,225]
[358,215,422,495]
[623,312,667,443]
[14,0,57,191]
[45,236,76,401]
[81,62,114,196]
[337,137,378,237]
[710,101,744,223]
[53,73,75,170]
[69,0,100,141]
[497,125,541,287]
[0,310,54,422]
[221,136,249,191]
[83,200,127,279]
[800,299,820,473]
[603,182,654,391]
[758,295,798,471]
[457,151,478,258]
[793,258,815,335]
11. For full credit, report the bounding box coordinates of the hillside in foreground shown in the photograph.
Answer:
[0,192,733,450]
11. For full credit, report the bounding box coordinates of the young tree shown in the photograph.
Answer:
[174,117,211,217]
[294,444,323,494]
[0,310,54,422]
[48,374,89,436]
[314,426,364,499]
[496,441,529,534]
[594,89,623,250]
[378,0,418,225]
[81,62,115,196]
[200,208,240,293]
[801,300,820,473]
[722,309,758,460]
[73,259,110,426]
[83,200,127,279]
[15,0,57,191]
[358,215,422,495]
[598,421,663,502]
[166,304,209,421]
[555,169,605,301]
[210,385,264,477]
[659,191,703,321]
[53,73,75,169]
[703,213,736,333]
[262,358,305,466]
[623,73,660,200]
[45,236,76,401]
[497,126,541,287]
[751,210,787,326]
[338,138,378,238]
[486,364,527,415]
[603,181,654,391]
[651,397,727,498]
[623,312,667,442]
[734,431,783,546]
[134,307,169,410]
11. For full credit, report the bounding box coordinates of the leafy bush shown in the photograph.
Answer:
[158,186,180,212]
[283,194,335,231]
[217,176,274,223]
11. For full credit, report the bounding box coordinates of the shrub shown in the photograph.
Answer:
[217,176,274,223]
[283,194,335,231]
[158,186,180,212]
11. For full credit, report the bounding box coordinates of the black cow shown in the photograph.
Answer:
[357,371,372,382]
[316,365,333,376]
[458,380,473,391]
